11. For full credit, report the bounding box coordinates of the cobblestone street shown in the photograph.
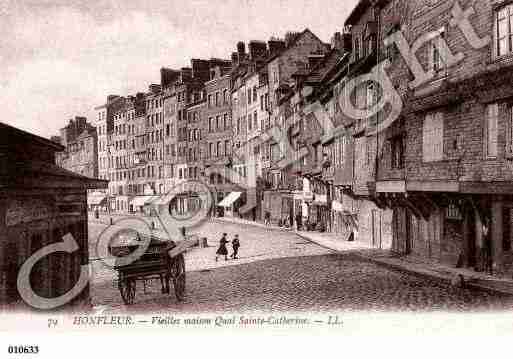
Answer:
[88,218,513,313]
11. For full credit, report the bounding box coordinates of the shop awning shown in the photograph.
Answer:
[218,192,242,207]
[131,196,157,207]
[87,194,106,205]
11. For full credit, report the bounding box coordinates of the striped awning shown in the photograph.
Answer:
[131,196,158,207]
[87,194,106,205]
[218,192,242,207]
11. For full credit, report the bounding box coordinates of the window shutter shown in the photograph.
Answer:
[487,104,499,157]
[434,112,444,161]
[423,113,433,162]
[508,106,513,157]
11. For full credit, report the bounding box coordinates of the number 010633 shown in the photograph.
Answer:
[7,345,39,355]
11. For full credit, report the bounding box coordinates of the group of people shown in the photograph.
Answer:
[216,233,240,262]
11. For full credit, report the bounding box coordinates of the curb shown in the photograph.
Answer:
[212,218,294,233]
[295,233,513,297]
[293,232,342,254]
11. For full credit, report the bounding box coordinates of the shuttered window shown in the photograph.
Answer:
[423,112,444,162]
[486,103,499,158]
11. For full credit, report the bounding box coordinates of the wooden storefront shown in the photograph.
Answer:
[0,123,107,310]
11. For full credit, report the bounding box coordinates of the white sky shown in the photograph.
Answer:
[0,0,357,138]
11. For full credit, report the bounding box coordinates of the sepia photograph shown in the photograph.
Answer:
[1,0,513,356]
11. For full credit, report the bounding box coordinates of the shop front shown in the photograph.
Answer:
[87,192,107,213]
[218,192,243,218]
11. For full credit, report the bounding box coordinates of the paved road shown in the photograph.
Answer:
[88,219,513,313]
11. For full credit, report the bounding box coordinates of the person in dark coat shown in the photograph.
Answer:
[216,233,229,262]
[230,234,240,259]
[295,213,302,231]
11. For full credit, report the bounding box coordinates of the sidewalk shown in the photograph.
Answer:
[216,216,513,296]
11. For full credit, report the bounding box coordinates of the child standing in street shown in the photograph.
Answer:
[231,234,240,260]
[216,233,229,262]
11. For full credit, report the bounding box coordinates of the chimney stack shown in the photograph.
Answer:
[231,52,239,65]
[149,84,161,94]
[268,39,286,56]
[179,67,192,82]
[248,40,268,60]
[191,59,211,82]
[237,41,246,60]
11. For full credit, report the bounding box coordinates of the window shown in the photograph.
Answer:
[208,94,212,108]
[217,141,222,157]
[225,140,230,156]
[209,117,213,132]
[254,112,258,130]
[209,143,214,158]
[391,136,404,169]
[224,114,228,130]
[366,83,376,109]
[423,112,444,162]
[248,114,252,131]
[223,89,228,104]
[430,36,446,74]
[253,86,257,102]
[354,36,361,61]
[215,92,220,106]
[496,5,513,57]
[247,89,252,104]
[486,103,499,158]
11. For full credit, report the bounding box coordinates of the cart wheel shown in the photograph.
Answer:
[118,277,136,305]
[172,254,186,302]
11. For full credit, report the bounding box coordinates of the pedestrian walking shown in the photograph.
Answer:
[264,211,271,226]
[216,233,229,262]
[295,213,302,231]
[230,234,240,259]
[481,218,493,274]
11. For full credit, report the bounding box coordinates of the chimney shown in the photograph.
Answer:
[268,39,286,56]
[179,67,192,82]
[231,52,239,65]
[191,59,211,82]
[248,40,268,60]
[331,32,343,50]
[107,95,119,103]
[149,84,162,94]
[285,31,300,47]
[237,41,246,60]
[160,68,180,88]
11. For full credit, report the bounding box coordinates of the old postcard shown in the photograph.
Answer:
[1,0,513,357]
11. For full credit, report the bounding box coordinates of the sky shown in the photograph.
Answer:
[0,0,358,139]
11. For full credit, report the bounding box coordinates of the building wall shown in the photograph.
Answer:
[145,91,165,196]
[185,100,206,182]
[56,118,98,180]
[163,88,178,192]
[0,190,90,308]
[204,73,232,185]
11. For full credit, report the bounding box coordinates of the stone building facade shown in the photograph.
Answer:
[55,116,98,179]
[204,64,235,213]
